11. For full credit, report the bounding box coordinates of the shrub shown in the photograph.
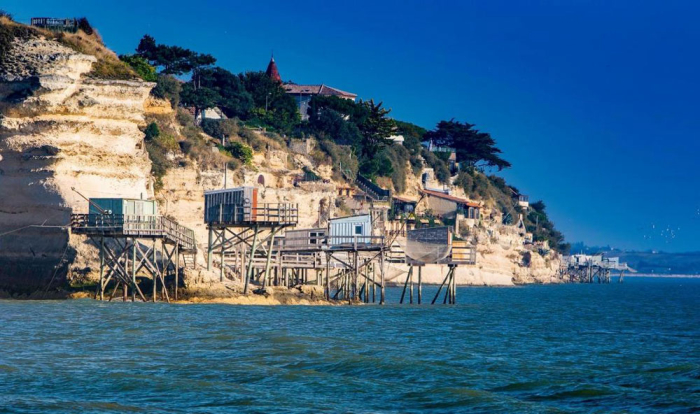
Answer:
[317,139,357,181]
[120,54,157,82]
[146,140,172,192]
[175,107,193,127]
[152,74,181,107]
[76,17,94,35]
[144,122,160,140]
[421,148,450,183]
[227,141,253,165]
[201,118,238,141]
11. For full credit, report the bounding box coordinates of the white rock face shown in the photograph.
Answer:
[0,36,154,291]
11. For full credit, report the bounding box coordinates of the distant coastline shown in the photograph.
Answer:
[624,273,700,279]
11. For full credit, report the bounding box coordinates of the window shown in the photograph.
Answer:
[355,225,363,235]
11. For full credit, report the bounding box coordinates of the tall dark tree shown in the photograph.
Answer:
[309,108,362,148]
[239,71,299,131]
[424,119,511,170]
[358,99,396,156]
[180,83,220,122]
[307,95,369,124]
[135,34,216,77]
[198,67,253,118]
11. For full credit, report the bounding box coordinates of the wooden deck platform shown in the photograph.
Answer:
[70,214,197,252]
[274,235,386,253]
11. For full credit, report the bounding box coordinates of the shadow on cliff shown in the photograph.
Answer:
[0,144,78,296]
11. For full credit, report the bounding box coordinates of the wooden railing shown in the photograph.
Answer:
[355,174,390,201]
[207,203,299,225]
[274,234,385,251]
[70,214,196,251]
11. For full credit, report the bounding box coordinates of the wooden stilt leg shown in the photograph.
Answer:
[432,270,450,305]
[325,253,331,300]
[131,240,137,302]
[244,225,259,294]
[99,237,105,301]
[207,227,213,271]
[153,240,157,302]
[400,267,413,304]
[417,266,422,305]
[380,251,385,305]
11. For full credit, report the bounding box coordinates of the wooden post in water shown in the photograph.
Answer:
[409,265,414,304]
[417,266,422,305]
[380,251,385,305]
[131,239,137,302]
[451,265,457,305]
[243,225,259,294]
[371,264,376,303]
[400,266,412,304]
[99,237,105,301]
[325,253,331,300]
[174,243,179,301]
[152,240,157,302]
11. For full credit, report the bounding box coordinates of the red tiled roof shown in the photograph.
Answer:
[420,189,480,208]
[283,83,356,99]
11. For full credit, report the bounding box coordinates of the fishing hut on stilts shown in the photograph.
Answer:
[559,254,631,284]
[275,214,387,304]
[204,186,299,294]
[399,226,476,305]
[69,190,197,302]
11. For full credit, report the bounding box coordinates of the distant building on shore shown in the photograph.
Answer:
[265,56,357,120]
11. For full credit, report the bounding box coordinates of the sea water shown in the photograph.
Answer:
[0,278,698,413]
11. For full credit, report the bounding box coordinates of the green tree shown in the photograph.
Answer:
[309,108,362,148]
[135,34,216,77]
[180,83,220,122]
[151,74,181,107]
[239,71,299,131]
[394,120,426,154]
[358,99,396,157]
[199,67,253,118]
[424,120,511,170]
[307,95,369,124]
[119,55,157,82]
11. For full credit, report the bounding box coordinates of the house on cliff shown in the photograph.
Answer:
[420,188,481,230]
[265,56,357,120]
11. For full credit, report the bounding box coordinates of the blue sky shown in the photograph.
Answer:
[6,0,700,252]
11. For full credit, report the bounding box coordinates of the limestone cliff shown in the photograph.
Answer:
[0,35,154,291]
[0,28,561,295]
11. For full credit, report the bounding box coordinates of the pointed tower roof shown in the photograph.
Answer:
[266,55,281,83]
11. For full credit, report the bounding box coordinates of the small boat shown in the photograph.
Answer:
[405,227,452,263]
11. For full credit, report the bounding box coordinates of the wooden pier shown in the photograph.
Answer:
[271,233,387,304]
[70,213,197,302]
[204,187,300,294]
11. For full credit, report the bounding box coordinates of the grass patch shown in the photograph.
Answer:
[0,17,138,80]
